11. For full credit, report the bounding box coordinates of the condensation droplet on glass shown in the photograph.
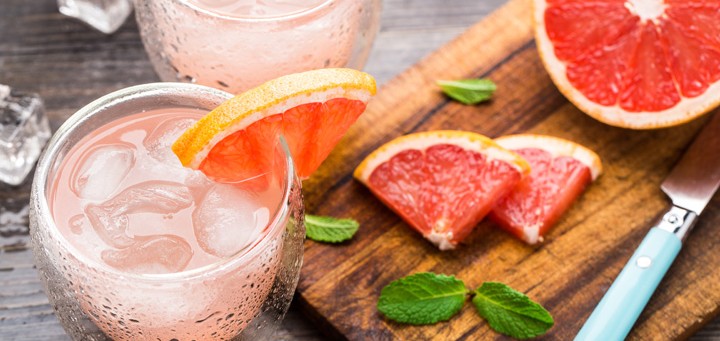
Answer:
[181,74,197,83]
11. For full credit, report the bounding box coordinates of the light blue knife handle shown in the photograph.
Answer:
[575,228,682,341]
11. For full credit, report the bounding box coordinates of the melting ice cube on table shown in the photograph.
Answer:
[57,0,133,34]
[0,85,51,186]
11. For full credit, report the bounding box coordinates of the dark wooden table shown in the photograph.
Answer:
[0,0,718,340]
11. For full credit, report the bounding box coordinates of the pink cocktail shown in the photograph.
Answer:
[30,83,304,340]
[134,0,381,93]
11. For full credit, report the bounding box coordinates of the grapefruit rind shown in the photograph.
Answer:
[353,131,531,184]
[533,0,720,129]
[173,68,377,169]
[494,134,602,180]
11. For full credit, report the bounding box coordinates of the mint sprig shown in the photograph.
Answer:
[377,273,553,339]
[473,282,554,339]
[305,214,359,243]
[377,273,468,325]
[437,79,496,104]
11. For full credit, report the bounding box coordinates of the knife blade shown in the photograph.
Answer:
[661,112,720,216]
[576,112,720,341]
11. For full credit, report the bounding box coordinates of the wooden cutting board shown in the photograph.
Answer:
[296,0,720,339]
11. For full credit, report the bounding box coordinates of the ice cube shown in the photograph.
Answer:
[70,143,135,200]
[0,85,50,186]
[101,235,192,274]
[144,163,207,201]
[85,204,134,248]
[69,214,87,235]
[85,181,194,248]
[143,117,196,165]
[193,184,269,258]
[58,0,133,34]
[107,181,194,215]
[184,171,214,202]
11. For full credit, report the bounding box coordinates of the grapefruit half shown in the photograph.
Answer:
[172,68,376,183]
[489,134,602,244]
[354,131,530,250]
[535,0,720,129]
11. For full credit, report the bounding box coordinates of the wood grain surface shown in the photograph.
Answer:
[1,0,719,340]
[297,0,720,340]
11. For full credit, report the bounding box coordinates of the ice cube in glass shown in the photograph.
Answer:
[0,85,51,186]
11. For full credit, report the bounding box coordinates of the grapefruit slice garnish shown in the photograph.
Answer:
[489,134,602,244]
[172,68,376,182]
[354,131,530,250]
[535,0,720,129]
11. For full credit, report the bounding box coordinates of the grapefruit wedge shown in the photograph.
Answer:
[172,68,376,183]
[354,131,530,250]
[490,134,602,244]
[535,0,720,129]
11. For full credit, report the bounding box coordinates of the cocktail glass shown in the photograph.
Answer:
[134,0,382,93]
[29,83,305,340]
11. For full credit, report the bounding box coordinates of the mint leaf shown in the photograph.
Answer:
[305,214,358,243]
[377,272,468,325]
[472,282,554,339]
[437,79,496,104]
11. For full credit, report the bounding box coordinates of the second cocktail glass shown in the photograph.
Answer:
[134,0,382,93]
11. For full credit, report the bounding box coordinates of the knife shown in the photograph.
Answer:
[575,113,720,341]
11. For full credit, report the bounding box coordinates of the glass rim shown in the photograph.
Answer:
[177,0,334,22]
[32,82,296,282]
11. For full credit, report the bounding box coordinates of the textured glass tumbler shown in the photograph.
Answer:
[29,83,305,340]
[134,0,381,93]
